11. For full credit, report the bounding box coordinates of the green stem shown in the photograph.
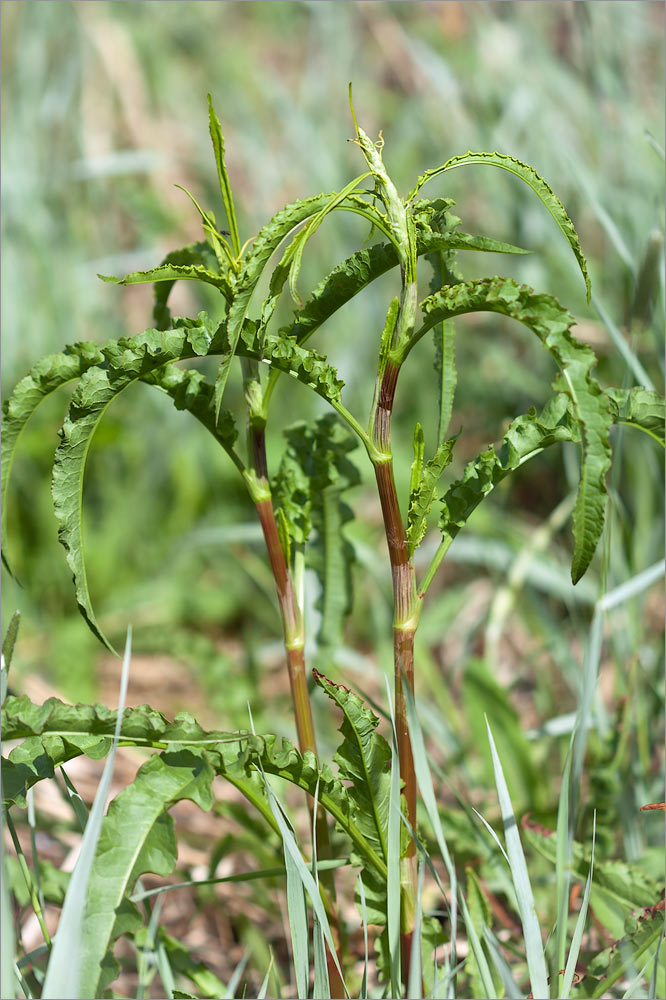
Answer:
[6,811,52,949]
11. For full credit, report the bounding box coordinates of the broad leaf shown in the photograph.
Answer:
[79,749,215,997]
[418,278,612,582]
[408,151,591,301]
[569,907,665,1000]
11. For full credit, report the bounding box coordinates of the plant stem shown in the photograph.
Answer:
[248,420,346,996]
[371,357,421,994]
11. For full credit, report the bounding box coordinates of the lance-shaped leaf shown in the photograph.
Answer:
[408,151,591,301]
[407,433,457,557]
[604,386,665,447]
[313,671,392,925]
[207,94,241,257]
[98,255,233,305]
[417,278,612,582]
[50,315,344,651]
[214,191,334,415]
[1,342,105,573]
[438,393,581,549]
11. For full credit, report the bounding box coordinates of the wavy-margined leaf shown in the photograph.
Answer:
[145,241,228,330]
[98,257,233,306]
[214,192,333,415]
[273,415,359,651]
[1,342,105,574]
[2,693,389,917]
[438,393,581,550]
[407,433,457,557]
[605,386,665,447]
[418,278,612,582]
[50,315,343,651]
[278,230,528,354]
[313,671,392,924]
[408,151,591,301]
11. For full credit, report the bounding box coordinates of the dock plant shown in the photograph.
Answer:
[2,92,664,998]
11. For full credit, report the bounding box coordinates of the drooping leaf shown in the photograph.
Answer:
[418,278,612,582]
[438,393,580,551]
[50,315,343,651]
[214,192,334,414]
[408,151,591,300]
[406,434,457,557]
[1,342,105,573]
[605,386,665,447]
[207,94,241,257]
[2,693,388,910]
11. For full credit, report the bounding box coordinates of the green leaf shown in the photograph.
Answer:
[605,386,665,447]
[464,867,503,1000]
[214,191,333,415]
[278,230,527,355]
[79,748,215,997]
[569,907,665,999]
[148,241,230,330]
[1,343,104,574]
[160,929,227,1000]
[49,315,341,651]
[207,95,241,257]
[437,393,580,556]
[50,316,232,650]
[408,151,591,301]
[2,693,388,910]
[273,415,359,653]
[98,259,233,304]
[313,671,391,925]
[522,817,662,937]
[2,611,20,705]
[418,278,612,582]
[406,434,457,557]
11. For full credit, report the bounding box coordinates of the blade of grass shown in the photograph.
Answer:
[555,741,574,996]
[403,680,458,976]
[42,627,133,1000]
[561,813,596,999]
[486,717,549,1000]
[482,926,523,999]
[1,801,17,1000]
[257,954,275,1000]
[155,938,175,1000]
[136,895,164,1000]
[224,950,249,1000]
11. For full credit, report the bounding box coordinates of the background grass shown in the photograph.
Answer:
[2,3,664,995]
